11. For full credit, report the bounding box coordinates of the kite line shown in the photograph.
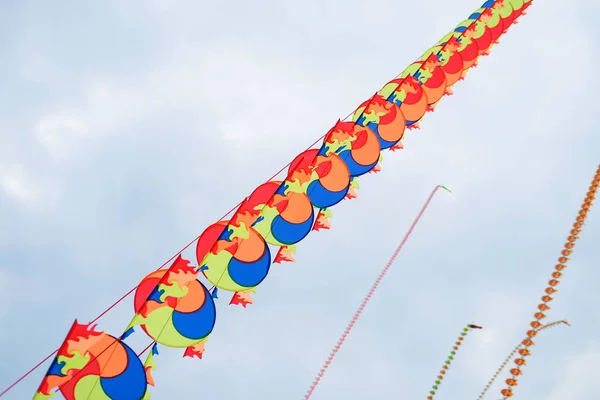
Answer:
[499,164,599,399]
[426,323,483,400]
[304,184,451,399]
[477,320,570,399]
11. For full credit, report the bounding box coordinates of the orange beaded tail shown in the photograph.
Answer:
[477,320,569,399]
[426,323,482,399]
[499,165,599,399]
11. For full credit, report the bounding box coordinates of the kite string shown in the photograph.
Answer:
[304,184,449,400]
[477,320,570,400]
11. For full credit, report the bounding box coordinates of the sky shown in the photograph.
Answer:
[0,0,599,399]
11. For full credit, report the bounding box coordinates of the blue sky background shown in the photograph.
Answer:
[1,0,599,399]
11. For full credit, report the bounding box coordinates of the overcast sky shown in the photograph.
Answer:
[1,0,599,399]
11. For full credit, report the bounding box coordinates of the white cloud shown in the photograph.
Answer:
[0,168,32,201]
[0,162,62,210]
[34,112,89,160]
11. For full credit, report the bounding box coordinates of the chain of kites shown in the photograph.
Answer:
[1,0,598,399]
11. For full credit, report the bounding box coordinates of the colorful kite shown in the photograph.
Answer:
[498,165,599,399]
[426,323,483,399]
[124,255,217,359]
[304,184,451,399]
[0,1,536,399]
[32,321,150,400]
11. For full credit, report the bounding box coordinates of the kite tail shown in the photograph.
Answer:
[477,320,570,399]
[499,164,599,399]
[426,323,482,400]
[303,185,449,400]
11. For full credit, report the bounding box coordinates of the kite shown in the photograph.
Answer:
[32,321,150,400]
[477,320,570,399]
[127,256,217,359]
[426,323,483,400]
[498,165,599,399]
[304,184,451,399]
[0,0,536,399]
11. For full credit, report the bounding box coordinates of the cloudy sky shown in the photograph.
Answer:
[1,0,599,399]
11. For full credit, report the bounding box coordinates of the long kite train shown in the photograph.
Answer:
[0,0,536,399]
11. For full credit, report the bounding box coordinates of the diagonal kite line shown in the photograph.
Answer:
[304,184,450,399]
